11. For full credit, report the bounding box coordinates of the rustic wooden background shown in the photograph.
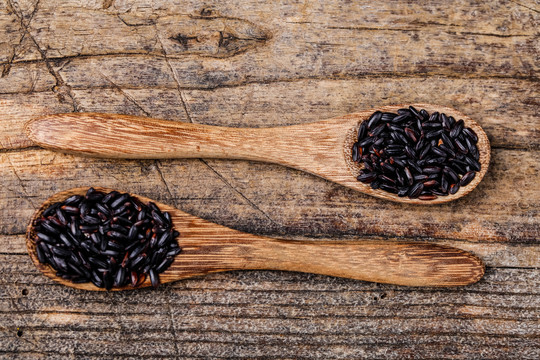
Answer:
[1,0,539,358]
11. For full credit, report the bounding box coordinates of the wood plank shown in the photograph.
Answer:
[1,148,537,242]
[2,331,538,358]
[2,254,539,298]
[2,78,538,151]
[43,0,540,35]
[1,255,538,359]
[1,344,538,360]
[9,0,538,82]
[52,31,539,91]
[72,88,190,122]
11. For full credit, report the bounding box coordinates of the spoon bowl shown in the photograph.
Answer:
[27,187,485,291]
[25,104,490,204]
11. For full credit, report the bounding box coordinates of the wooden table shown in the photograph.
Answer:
[1,1,538,358]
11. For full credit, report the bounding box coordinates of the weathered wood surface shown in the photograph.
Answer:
[1,0,539,358]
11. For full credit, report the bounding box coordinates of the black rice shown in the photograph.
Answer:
[352,107,481,200]
[31,188,181,289]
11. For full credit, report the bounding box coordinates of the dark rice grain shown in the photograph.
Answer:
[31,188,181,289]
[353,108,481,200]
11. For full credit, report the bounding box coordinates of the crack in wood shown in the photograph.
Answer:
[1,0,41,78]
[6,156,35,210]
[1,31,24,78]
[97,71,150,116]
[154,23,194,127]
[153,160,178,210]
[199,159,281,228]
[13,5,81,112]
[508,0,540,13]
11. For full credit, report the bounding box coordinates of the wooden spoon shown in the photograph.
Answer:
[25,104,490,204]
[27,187,485,291]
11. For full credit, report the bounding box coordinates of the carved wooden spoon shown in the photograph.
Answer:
[27,187,485,291]
[25,104,490,204]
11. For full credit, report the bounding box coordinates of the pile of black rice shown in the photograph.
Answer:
[352,106,481,200]
[31,188,181,289]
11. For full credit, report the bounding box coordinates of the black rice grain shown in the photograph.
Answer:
[31,188,181,289]
[460,171,476,186]
[353,108,481,200]
[149,269,159,288]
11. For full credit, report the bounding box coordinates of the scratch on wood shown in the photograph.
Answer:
[154,26,193,124]
[6,156,36,209]
[154,160,178,209]
[116,14,156,27]
[508,0,540,13]
[21,20,80,111]
[98,71,150,116]
[178,91,193,123]
[2,0,41,78]
[199,159,280,227]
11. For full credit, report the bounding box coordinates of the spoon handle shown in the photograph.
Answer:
[25,113,332,162]
[246,239,484,286]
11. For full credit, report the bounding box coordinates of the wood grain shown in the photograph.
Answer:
[1,0,538,358]
[3,77,538,152]
[25,104,490,204]
[26,187,484,289]
[7,1,538,80]
[1,254,538,359]
[1,147,538,240]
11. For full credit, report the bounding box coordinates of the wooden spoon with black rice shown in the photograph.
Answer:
[25,104,490,204]
[27,187,485,291]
